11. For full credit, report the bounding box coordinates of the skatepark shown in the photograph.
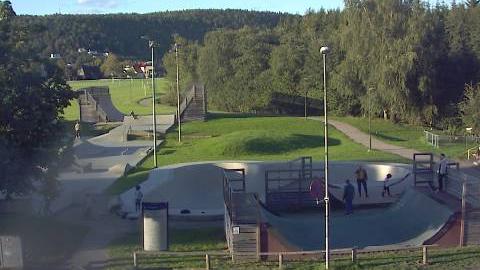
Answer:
[115,159,467,253]
[46,85,479,268]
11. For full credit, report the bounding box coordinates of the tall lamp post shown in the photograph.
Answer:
[175,43,182,142]
[320,45,330,270]
[141,36,158,168]
[368,87,374,152]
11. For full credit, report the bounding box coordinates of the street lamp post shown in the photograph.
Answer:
[141,36,158,168]
[368,87,374,152]
[175,43,182,142]
[320,45,330,270]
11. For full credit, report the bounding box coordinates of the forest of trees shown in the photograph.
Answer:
[11,0,480,133]
[12,9,288,63]
[161,0,480,133]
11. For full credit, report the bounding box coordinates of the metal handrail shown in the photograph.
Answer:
[179,85,196,116]
[467,145,480,160]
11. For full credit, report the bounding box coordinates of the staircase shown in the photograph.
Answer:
[180,85,207,122]
[464,208,480,245]
[78,92,97,123]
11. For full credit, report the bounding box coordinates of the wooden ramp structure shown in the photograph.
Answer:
[77,87,124,123]
[436,161,480,246]
[223,169,260,262]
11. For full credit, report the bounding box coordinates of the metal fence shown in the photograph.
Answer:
[424,130,480,149]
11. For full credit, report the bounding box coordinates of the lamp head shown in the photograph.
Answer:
[141,35,155,48]
[320,46,330,55]
[174,43,181,51]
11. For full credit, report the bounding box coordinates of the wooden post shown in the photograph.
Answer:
[460,180,467,247]
[351,247,357,263]
[205,254,210,270]
[422,246,428,265]
[133,252,137,267]
[256,225,260,261]
[278,253,283,269]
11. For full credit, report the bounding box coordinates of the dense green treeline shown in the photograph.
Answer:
[12,9,289,64]
[9,1,480,132]
[162,1,480,132]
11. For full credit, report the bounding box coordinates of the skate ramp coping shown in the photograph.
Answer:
[122,161,411,218]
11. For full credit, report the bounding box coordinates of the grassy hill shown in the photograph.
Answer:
[62,78,175,120]
[107,114,407,194]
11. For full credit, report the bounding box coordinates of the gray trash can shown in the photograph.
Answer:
[0,236,23,269]
[142,202,168,251]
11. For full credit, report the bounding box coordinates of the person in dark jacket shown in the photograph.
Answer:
[343,179,355,215]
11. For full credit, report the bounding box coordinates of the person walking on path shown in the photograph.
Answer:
[343,179,355,215]
[134,185,143,213]
[437,153,449,192]
[74,121,81,139]
[355,165,368,198]
[382,173,392,197]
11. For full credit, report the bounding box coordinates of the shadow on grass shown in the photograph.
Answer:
[207,112,300,120]
[225,134,340,156]
[375,132,407,142]
[160,149,176,155]
[207,112,260,120]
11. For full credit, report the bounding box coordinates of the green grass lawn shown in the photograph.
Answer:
[106,114,407,195]
[335,116,478,159]
[0,213,88,268]
[63,78,176,120]
[107,228,480,270]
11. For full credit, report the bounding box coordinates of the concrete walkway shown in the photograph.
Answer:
[309,117,480,178]
[49,116,174,269]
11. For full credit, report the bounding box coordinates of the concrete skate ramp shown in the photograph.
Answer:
[96,94,124,122]
[261,189,453,250]
[78,87,124,122]
[133,161,412,217]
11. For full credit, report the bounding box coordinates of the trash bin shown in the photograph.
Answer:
[143,202,168,251]
[0,236,23,269]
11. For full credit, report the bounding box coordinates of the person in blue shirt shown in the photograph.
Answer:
[343,179,355,215]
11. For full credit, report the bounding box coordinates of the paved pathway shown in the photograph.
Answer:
[49,117,174,269]
[309,117,480,178]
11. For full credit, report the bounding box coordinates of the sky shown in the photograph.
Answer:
[11,0,454,15]
[11,0,344,15]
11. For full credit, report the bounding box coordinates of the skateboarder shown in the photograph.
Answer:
[74,121,81,139]
[355,165,368,198]
[135,185,143,212]
[382,173,392,197]
[437,153,448,192]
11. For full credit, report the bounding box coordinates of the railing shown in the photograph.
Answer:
[132,244,438,268]
[178,85,197,118]
[425,130,480,149]
[446,169,480,208]
[467,145,480,160]
[223,168,246,217]
[424,131,439,148]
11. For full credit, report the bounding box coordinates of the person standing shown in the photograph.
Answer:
[382,173,392,197]
[343,179,355,215]
[437,153,448,192]
[355,165,368,198]
[134,185,143,213]
[74,121,81,139]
